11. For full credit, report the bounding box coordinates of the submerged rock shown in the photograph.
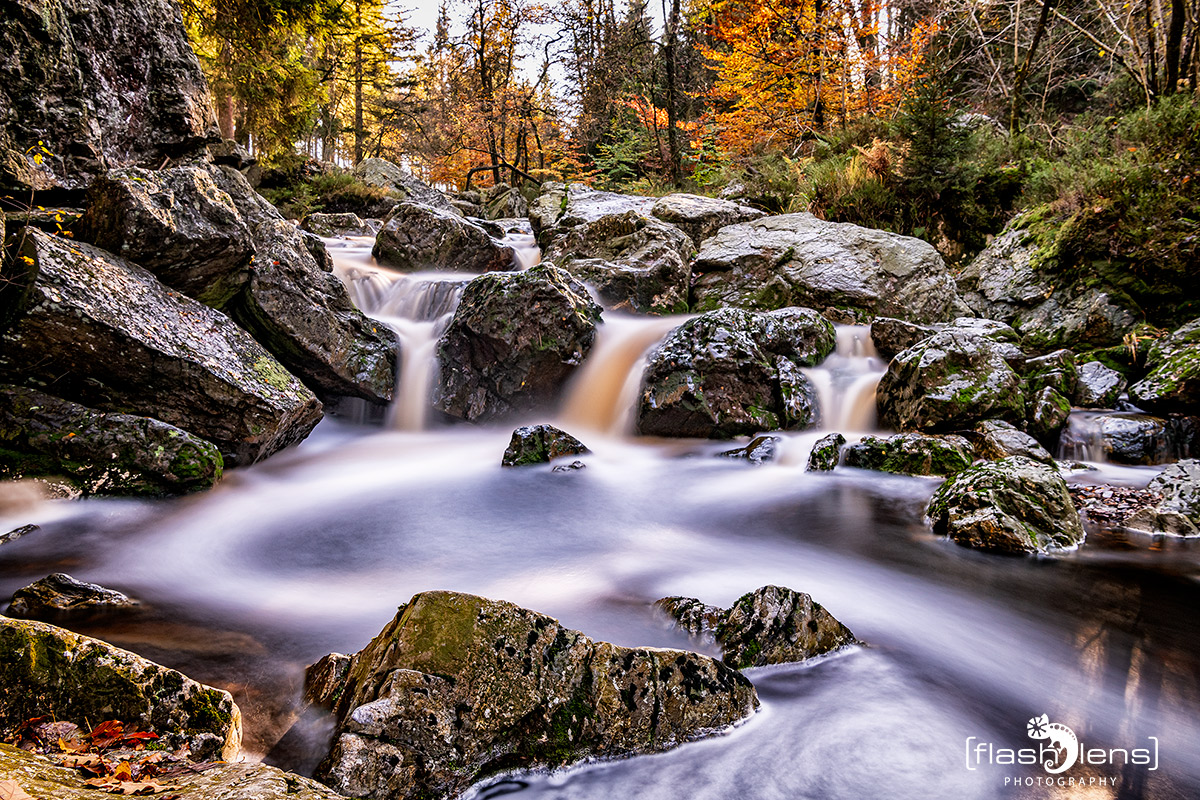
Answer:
[1129,318,1200,414]
[0,386,222,496]
[806,433,846,471]
[690,213,969,323]
[433,265,602,422]
[6,573,138,619]
[876,330,1027,432]
[0,617,241,761]
[373,203,516,273]
[1125,459,1200,536]
[926,456,1085,554]
[842,433,974,476]
[637,308,834,439]
[0,0,217,193]
[501,425,589,467]
[972,420,1055,466]
[0,742,342,800]
[657,585,858,669]
[718,435,781,465]
[649,193,766,247]
[312,590,757,800]
[0,229,322,466]
[1074,360,1126,408]
[81,165,253,307]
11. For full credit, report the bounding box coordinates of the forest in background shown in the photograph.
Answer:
[182,0,1200,268]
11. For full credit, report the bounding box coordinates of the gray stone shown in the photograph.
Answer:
[870,317,934,358]
[1026,386,1072,445]
[208,139,256,169]
[842,433,974,476]
[353,158,454,212]
[301,212,379,238]
[1124,459,1200,536]
[1024,349,1078,398]
[1074,361,1126,408]
[373,203,516,273]
[691,213,970,323]
[529,183,655,246]
[1059,412,1175,466]
[6,573,138,619]
[973,420,1055,466]
[483,183,529,220]
[927,456,1085,554]
[718,435,780,465]
[1129,318,1200,414]
[649,193,766,247]
[502,425,589,467]
[806,433,846,471]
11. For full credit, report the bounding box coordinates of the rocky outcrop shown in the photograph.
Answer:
[529,183,655,247]
[6,573,137,619]
[0,385,222,495]
[806,433,846,471]
[0,229,321,465]
[501,425,589,466]
[972,420,1055,466]
[1026,386,1072,445]
[637,308,834,439]
[353,158,453,213]
[545,212,694,314]
[876,330,1027,432]
[842,433,974,476]
[482,183,529,220]
[926,456,1085,554]
[433,265,602,422]
[870,317,935,358]
[0,0,217,193]
[0,742,343,800]
[1125,459,1200,536]
[1129,318,1200,414]
[373,203,516,273]
[1024,349,1078,398]
[81,165,253,308]
[0,617,241,761]
[690,213,969,323]
[1074,360,1126,408]
[649,193,766,247]
[301,212,380,238]
[657,585,858,669]
[312,591,757,800]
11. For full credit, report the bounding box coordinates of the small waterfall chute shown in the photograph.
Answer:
[802,325,886,432]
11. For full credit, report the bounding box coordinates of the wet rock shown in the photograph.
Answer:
[313,590,757,800]
[545,211,694,314]
[353,158,453,213]
[0,0,217,193]
[1024,349,1078,398]
[551,460,587,472]
[0,385,222,496]
[301,212,379,238]
[637,307,834,439]
[926,456,1085,554]
[1069,484,1162,527]
[0,525,38,547]
[529,182,655,247]
[657,585,858,669]
[806,433,846,471]
[1026,386,1073,446]
[876,330,1027,433]
[302,231,335,273]
[80,165,253,307]
[0,617,241,761]
[1125,459,1200,535]
[6,573,137,619]
[373,203,516,273]
[842,433,974,476]
[972,420,1055,466]
[691,213,969,323]
[483,183,529,220]
[0,742,343,800]
[649,193,766,247]
[208,139,256,169]
[1059,412,1174,465]
[1129,318,1200,414]
[870,317,935,358]
[718,435,780,465]
[502,425,589,467]
[433,265,602,422]
[1074,361,1126,408]
[0,230,322,466]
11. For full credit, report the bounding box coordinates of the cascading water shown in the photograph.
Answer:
[802,325,887,432]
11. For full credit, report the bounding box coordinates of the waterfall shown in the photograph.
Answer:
[802,325,887,432]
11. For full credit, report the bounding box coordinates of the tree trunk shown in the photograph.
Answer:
[354,0,365,165]
[1008,0,1057,133]
[1164,0,1186,92]
[663,0,682,187]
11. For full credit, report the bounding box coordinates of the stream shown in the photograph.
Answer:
[2,237,1199,799]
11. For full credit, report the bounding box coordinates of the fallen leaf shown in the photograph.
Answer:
[0,780,34,800]
[83,777,181,796]
[62,753,107,774]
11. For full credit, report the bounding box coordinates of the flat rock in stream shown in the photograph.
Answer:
[312,590,757,800]
[0,229,321,466]
[0,617,241,761]
[6,573,138,619]
[657,585,858,669]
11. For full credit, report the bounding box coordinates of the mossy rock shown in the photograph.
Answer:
[501,424,588,467]
[842,433,974,477]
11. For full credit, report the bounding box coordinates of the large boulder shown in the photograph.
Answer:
[373,203,516,273]
[0,0,217,193]
[433,265,602,422]
[842,433,974,476]
[876,330,1027,432]
[0,385,222,495]
[211,166,400,405]
[80,165,253,307]
[690,213,969,323]
[926,456,1085,554]
[353,158,454,212]
[1129,318,1200,414]
[312,591,757,800]
[545,211,694,314]
[482,182,529,220]
[870,317,935,358]
[636,307,835,439]
[1058,412,1176,465]
[972,420,1055,466]
[649,193,766,247]
[0,229,322,465]
[1074,360,1127,408]
[0,616,241,761]
[0,742,343,800]
[529,182,655,247]
[956,218,1138,349]
[1125,459,1200,536]
[301,212,379,238]
[657,585,858,669]
[6,573,137,619]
